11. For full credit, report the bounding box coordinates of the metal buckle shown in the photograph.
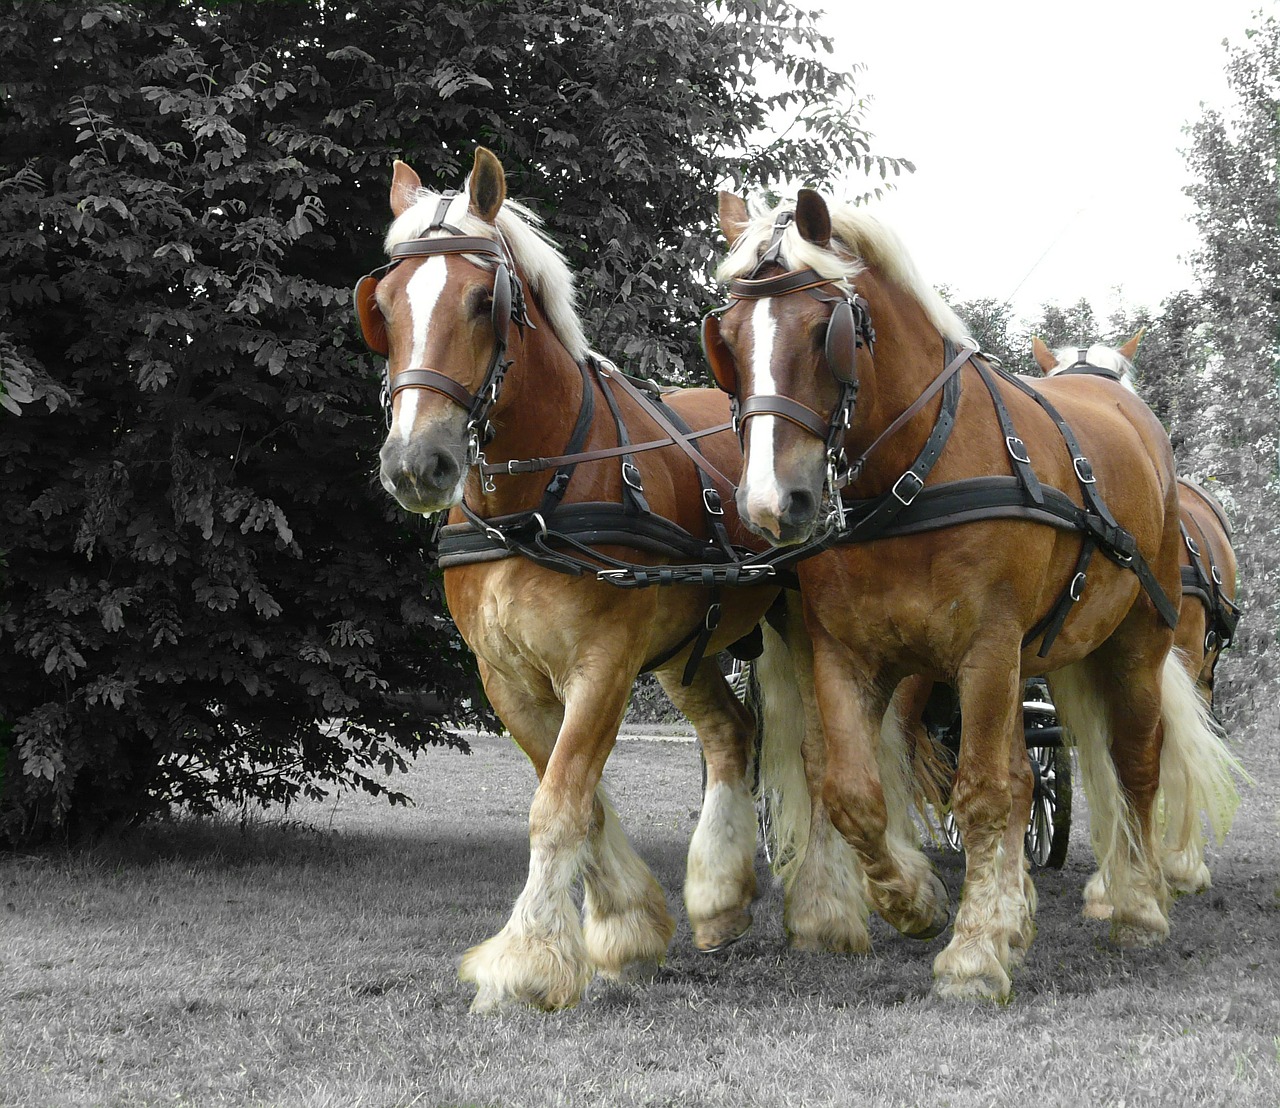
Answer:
[1069,571,1087,601]
[1073,457,1096,484]
[1185,534,1201,556]
[483,522,506,547]
[1211,565,1223,586]
[622,461,644,491]
[702,488,724,515]
[1006,436,1030,464]
[596,569,630,582]
[704,602,722,631]
[531,511,547,540]
[891,470,924,505]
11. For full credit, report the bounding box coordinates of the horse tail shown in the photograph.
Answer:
[750,615,812,890]
[1155,649,1250,890]
[1045,662,1142,899]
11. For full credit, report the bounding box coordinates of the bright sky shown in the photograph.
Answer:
[803,0,1262,321]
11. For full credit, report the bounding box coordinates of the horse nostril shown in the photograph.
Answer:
[779,488,816,529]
[424,448,457,488]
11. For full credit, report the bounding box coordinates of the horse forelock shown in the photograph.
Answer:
[1047,344,1138,393]
[383,185,589,361]
[717,196,974,346]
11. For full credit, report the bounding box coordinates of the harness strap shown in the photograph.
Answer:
[538,358,596,514]
[837,348,963,542]
[488,422,733,477]
[594,360,651,517]
[601,366,739,494]
[1022,542,1095,657]
[972,358,1045,507]
[844,343,975,483]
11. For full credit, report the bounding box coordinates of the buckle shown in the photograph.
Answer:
[891,470,924,505]
[1069,571,1087,601]
[1205,630,1218,652]
[596,569,630,582]
[1211,565,1223,586]
[702,488,724,515]
[622,461,644,491]
[1006,436,1030,464]
[704,602,722,631]
[1073,456,1096,484]
[1184,534,1201,556]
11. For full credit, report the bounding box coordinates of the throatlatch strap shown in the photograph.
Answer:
[538,358,597,515]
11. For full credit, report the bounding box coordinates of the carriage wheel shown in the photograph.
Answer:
[701,659,779,863]
[1024,742,1071,868]
[1022,682,1072,868]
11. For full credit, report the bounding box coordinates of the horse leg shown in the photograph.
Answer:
[999,727,1037,966]
[656,660,757,953]
[812,635,949,942]
[933,655,1026,1001]
[460,663,671,1011]
[758,605,871,953]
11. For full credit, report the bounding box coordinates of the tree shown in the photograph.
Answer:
[0,0,896,841]
[1180,12,1280,709]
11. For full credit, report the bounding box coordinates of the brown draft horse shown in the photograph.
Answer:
[1033,336,1245,906]
[706,189,1243,1000]
[1033,336,1243,706]
[360,148,791,1012]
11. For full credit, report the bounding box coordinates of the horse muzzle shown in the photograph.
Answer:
[736,482,819,546]
[379,434,468,514]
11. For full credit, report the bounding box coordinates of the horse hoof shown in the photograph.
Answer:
[694,908,752,953]
[904,874,951,941]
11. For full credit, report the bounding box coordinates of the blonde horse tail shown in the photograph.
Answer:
[1045,662,1141,915]
[1156,649,1250,892]
[751,615,811,891]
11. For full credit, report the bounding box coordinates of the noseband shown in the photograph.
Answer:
[352,190,531,461]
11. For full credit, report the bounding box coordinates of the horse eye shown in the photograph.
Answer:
[468,286,492,317]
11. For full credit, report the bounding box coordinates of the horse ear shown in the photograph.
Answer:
[1032,336,1058,374]
[1118,327,1146,361]
[795,189,831,247]
[718,191,750,248]
[468,147,506,223]
[390,160,422,217]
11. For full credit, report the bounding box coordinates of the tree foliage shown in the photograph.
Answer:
[0,0,896,841]
[1177,14,1280,706]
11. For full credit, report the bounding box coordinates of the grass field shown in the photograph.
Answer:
[3,704,1278,1108]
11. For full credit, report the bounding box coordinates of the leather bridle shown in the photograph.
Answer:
[352,190,531,464]
[701,211,875,522]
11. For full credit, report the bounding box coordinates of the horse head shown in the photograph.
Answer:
[706,189,866,545]
[358,147,523,515]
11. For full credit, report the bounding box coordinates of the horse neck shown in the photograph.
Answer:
[459,295,588,515]
[845,269,955,489]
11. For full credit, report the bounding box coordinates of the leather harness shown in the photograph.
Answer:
[357,209,1183,680]
[1175,478,1241,653]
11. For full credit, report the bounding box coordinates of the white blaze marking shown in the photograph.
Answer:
[394,255,448,440]
[743,297,784,513]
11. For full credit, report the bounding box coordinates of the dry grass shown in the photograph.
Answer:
[3,706,1279,1108]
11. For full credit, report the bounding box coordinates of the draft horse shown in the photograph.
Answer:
[1033,337,1242,708]
[1034,336,1244,903]
[358,148,782,1011]
[704,189,1242,1000]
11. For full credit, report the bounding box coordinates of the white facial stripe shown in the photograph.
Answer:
[744,298,783,508]
[394,255,448,439]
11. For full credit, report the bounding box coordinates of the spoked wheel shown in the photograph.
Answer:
[1022,682,1072,869]
[704,659,779,863]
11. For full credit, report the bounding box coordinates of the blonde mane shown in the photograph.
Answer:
[384,185,589,362]
[717,196,975,346]
[1046,344,1138,393]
